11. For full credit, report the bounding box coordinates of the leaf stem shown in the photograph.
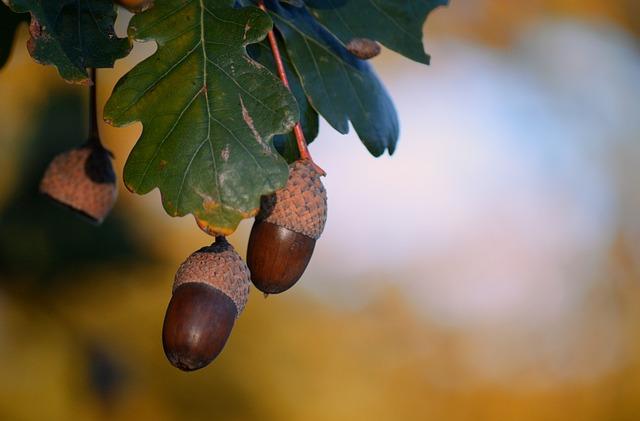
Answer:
[257,0,325,175]
[88,68,102,148]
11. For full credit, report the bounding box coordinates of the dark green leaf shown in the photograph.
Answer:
[247,36,318,163]
[260,0,399,156]
[0,3,27,69]
[105,0,298,235]
[305,0,448,64]
[4,0,131,83]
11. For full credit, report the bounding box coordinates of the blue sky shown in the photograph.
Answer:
[291,19,636,370]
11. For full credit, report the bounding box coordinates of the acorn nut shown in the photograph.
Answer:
[162,237,251,371]
[247,159,327,294]
[39,144,117,224]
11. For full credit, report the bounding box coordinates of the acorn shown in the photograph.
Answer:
[247,159,327,294]
[39,144,117,224]
[162,237,251,371]
[346,38,382,60]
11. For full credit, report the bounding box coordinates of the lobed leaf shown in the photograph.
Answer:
[305,0,448,64]
[105,0,299,235]
[259,0,399,156]
[4,0,131,83]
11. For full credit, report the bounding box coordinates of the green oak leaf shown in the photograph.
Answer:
[104,0,298,236]
[247,36,319,163]
[3,0,131,83]
[257,0,398,157]
[305,0,448,64]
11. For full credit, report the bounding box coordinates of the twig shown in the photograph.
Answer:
[257,0,325,175]
[88,68,102,148]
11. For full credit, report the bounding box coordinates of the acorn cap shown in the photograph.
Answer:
[39,145,117,224]
[173,238,250,316]
[257,160,327,240]
[346,38,382,60]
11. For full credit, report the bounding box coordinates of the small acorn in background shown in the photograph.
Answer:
[40,68,117,224]
[347,38,382,60]
[163,237,251,371]
[247,159,327,294]
[39,144,117,224]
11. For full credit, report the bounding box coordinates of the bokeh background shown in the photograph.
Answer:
[1,1,640,420]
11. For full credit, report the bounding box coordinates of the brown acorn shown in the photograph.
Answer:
[39,144,117,224]
[346,38,382,60]
[247,159,327,294]
[162,237,251,371]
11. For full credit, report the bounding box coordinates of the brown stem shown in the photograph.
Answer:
[88,68,102,148]
[257,0,325,175]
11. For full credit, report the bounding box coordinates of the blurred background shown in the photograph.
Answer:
[1,1,640,420]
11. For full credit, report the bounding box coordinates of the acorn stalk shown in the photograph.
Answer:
[250,2,328,294]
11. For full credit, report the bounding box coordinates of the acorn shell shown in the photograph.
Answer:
[257,159,327,240]
[162,282,237,371]
[173,238,251,316]
[247,220,316,294]
[39,145,117,224]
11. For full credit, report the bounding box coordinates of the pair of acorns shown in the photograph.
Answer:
[164,159,327,371]
[40,143,327,371]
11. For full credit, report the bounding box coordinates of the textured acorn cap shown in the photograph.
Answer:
[39,145,117,224]
[173,238,251,316]
[347,38,382,60]
[257,160,327,240]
